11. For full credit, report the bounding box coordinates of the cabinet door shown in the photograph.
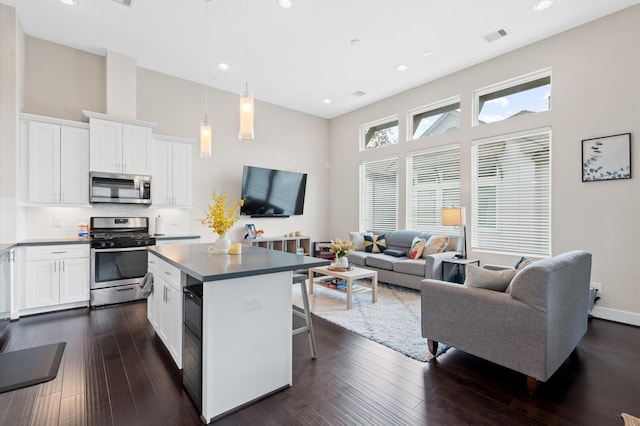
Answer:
[25,260,59,309]
[59,126,90,204]
[166,284,183,367]
[122,124,151,175]
[171,142,192,207]
[151,139,172,206]
[28,121,61,203]
[155,282,169,343]
[59,257,89,304]
[90,118,122,173]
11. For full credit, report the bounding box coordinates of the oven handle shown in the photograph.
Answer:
[91,246,150,253]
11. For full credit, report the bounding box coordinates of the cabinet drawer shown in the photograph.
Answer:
[26,245,88,261]
[149,253,181,290]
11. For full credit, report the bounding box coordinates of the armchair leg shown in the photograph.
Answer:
[427,340,439,356]
[526,376,540,394]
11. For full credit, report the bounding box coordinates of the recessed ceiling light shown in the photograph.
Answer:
[323,98,332,104]
[217,63,230,71]
[532,0,554,11]
[396,64,407,72]
[350,38,361,46]
[277,0,294,9]
[422,50,433,57]
[59,0,78,5]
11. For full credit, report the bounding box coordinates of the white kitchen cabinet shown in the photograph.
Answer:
[147,253,183,368]
[28,120,89,205]
[152,135,193,207]
[23,245,89,311]
[84,111,156,175]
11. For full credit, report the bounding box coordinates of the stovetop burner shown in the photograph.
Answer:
[89,217,156,249]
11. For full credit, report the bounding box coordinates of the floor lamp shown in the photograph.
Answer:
[441,207,467,259]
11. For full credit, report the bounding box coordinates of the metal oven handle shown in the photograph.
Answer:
[91,246,150,253]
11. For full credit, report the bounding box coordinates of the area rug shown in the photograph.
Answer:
[622,413,640,426]
[0,342,66,393]
[293,281,447,362]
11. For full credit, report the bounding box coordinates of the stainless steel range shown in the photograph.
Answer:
[90,217,156,307]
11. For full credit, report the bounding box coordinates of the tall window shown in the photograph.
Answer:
[472,129,551,256]
[360,157,398,231]
[407,145,460,232]
[474,69,551,126]
[360,116,399,150]
[409,97,461,140]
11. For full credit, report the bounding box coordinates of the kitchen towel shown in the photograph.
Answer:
[140,272,153,297]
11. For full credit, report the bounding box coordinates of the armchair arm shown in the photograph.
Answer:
[423,251,459,279]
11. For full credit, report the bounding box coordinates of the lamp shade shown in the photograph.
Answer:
[200,118,212,158]
[441,207,465,226]
[239,91,254,141]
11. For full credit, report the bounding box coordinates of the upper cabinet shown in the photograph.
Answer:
[25,117,89,205]
[152,135,193,207]
[84,111,157,175]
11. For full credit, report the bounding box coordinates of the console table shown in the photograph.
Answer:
[441,258,480,283]
[245,235,310,255]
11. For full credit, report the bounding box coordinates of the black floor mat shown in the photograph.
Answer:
[0,342,66,393]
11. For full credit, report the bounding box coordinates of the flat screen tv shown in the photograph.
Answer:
[240,165,307,217]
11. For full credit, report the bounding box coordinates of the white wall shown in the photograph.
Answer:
[329,5,640,324]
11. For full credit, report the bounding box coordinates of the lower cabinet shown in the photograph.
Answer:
[148,253,183,368]
[23,245,89,311]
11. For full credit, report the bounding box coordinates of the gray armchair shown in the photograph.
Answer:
[421,250,592,392]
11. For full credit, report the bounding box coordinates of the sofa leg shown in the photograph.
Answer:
[427,340,439,356]
[526,376,540,394]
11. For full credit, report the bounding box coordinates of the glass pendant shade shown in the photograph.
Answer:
[200,117,212,158]
[239,90,254,141]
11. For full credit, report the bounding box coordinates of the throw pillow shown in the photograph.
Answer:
[383,249,406,257]
[422,235,449,256]
[514,256,534,270]
[349,231,373,251]
[409,237,426,259]
[364,234,386,253]
[464,264,517,292]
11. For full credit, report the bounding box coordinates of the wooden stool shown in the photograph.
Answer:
[292,272,317,359]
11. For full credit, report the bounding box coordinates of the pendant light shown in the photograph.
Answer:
[200,0,212,158]
[239,82,254,141]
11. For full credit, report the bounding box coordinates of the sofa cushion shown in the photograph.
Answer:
[364,234,386,253]
[350,231,373,251]
[383,249,406,257]
[393,259,426,276]
[385,230,422,249]
[347,250,368,266]
[464,264,517,292]
[422,235,449,256]
[409,237,426,259]
[514,256,535,270]
[365,254,396,271]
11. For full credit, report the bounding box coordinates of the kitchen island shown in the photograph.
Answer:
[147,243,330,423]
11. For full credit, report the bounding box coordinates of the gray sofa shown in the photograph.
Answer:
[421,250,592,392]
[347,230,463,290]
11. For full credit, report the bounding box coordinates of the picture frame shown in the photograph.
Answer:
[245,223,257,239]
[582,133,631,182]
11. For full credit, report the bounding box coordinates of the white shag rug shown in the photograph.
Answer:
[292,280,442,362]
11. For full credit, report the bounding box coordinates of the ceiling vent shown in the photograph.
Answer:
[484,28,508,43]
[352,90,366,97]
[112,0,134,7]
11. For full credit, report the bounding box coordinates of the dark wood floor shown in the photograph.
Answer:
[0,301,638,426]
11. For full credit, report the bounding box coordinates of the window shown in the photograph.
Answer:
[472,129,551,256]
[407,145,460,232]
[360,157,398,231]
[474,69,551,125]
[409,98,461,140]
[361,116,399,150]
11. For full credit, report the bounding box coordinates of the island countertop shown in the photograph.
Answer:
[148,243,330,282]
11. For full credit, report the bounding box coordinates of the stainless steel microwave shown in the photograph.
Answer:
[89,172,152,205]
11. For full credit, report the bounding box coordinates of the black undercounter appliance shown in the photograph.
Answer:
[183,282,203,412]
[90,217,156,307]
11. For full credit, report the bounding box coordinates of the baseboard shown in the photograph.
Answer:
[590,306,640,327]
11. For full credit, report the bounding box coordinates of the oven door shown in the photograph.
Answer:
[90,247,149,289]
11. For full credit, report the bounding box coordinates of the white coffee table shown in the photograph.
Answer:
[308,265,378,309]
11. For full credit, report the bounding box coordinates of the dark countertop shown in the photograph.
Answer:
[149,243,330,282]
[1,238,90,255]
[153,234,200,240]
[0,243,17,256]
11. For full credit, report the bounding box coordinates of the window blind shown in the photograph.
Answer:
[360,157,398,231]
[472,129,551,256]
[407,145,460,233]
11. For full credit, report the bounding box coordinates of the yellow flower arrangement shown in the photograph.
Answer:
[329,239,354,258]
[201,193,244,236]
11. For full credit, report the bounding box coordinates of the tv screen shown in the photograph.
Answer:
[240,165,307,217]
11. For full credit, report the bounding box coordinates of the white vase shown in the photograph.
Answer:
[208,233,231,254]
[335,255,349,269]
